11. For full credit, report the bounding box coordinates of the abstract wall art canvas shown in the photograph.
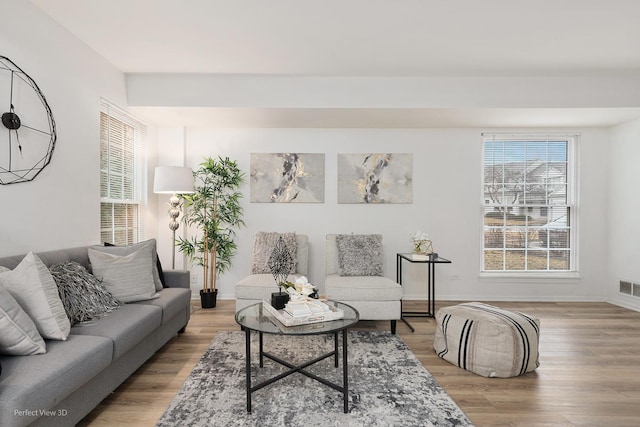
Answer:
[338,153,412,204]
[250,153,325,203]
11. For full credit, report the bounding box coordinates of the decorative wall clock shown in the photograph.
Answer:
[0,56,56,185]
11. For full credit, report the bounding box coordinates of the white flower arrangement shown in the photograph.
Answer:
[280,276,318,301]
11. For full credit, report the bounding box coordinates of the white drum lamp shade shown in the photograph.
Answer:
[153,166,195,194]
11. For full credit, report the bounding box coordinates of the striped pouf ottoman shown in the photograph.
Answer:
[433,302,540,378]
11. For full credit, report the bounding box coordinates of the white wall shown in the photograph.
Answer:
[0,1,157,256]
[607,118,640,311]
[180,127,610,302]
[2,2,627,309]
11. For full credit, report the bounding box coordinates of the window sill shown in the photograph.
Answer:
[479,271,581,282]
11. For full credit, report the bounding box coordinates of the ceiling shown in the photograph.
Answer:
[30,0,640,127]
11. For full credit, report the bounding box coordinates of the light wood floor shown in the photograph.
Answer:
[78,300,640,426]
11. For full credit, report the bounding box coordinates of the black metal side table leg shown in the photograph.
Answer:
[342,329,349,413]
[334,332,339,367]
[259,331,264,367]
[245,328,252,413]
[398,255,416,332]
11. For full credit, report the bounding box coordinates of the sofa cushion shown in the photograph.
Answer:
[0,334,112,427]
[0,285,46,355]
[88,246,158,303]
[70,304,161,360]
[132,288,191,324]
[325,274,402,301]
[335,234,383,276]
[235,273,301,301]
[251,232,297,274]
[0,252,70,340]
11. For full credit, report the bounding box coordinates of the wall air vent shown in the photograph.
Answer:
[619,280,640,298]
[619,280,632,295]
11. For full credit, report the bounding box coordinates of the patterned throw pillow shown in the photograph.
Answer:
[251,232,297,274]
[336,234,383,276]
[50,261,121,325]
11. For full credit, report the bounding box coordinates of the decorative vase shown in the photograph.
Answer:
[412,239,434,255]
[200,289,218,309]
[271,291,289,310]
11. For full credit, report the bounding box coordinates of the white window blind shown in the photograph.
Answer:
[99,100,146,245]
[482,134,577,273]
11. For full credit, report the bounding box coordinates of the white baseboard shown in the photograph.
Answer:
[434,294,606,303]
[607,295,640,312]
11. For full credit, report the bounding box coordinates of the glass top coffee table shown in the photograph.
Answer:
[235,301,359,413]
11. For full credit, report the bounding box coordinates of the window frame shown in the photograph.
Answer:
[99,99,147,245]
[480,133,579,277]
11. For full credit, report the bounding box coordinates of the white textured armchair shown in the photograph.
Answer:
[324,234,402,333]
[235,232,309,311]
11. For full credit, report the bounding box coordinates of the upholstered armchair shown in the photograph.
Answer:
[235,232,309,311]
[324,234,402,333]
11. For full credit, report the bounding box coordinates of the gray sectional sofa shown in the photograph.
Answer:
[0,246,191,427]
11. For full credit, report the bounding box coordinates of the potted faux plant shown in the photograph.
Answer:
[177,156,245,308]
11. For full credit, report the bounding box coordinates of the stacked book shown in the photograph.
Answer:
[284,300,331,318]
[262,299,344,327]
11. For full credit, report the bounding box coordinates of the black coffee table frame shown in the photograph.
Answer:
[245,329,349,413]
[236,301,359,414]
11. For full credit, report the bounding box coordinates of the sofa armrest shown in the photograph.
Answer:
[163,270,190,289]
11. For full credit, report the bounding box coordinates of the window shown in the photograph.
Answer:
[100,100,146,245]
[482,134,577,273]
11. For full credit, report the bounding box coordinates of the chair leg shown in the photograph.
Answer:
[390,320,397,334]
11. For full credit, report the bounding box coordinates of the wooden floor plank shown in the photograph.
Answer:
[78,300,640,426]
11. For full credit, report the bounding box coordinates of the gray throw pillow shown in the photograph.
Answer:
[0,252,71,340]
[50,261,122,325]
[251,232,297,274]
[88,245,158,303]
[93,239,164,291]
[0,285,46,355]
[336,234,383,276]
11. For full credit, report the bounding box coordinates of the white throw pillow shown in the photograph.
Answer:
[0,285,46,355]
[88,245,158,303]
[0,252,70,340]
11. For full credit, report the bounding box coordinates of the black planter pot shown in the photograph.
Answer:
[200,289,218,308]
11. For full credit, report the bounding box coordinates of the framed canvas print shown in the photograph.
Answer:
[250,153,325,203]
[338,153,412,204]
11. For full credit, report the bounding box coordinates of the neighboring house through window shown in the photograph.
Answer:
[100,100,146,245]
[482,134,577,273]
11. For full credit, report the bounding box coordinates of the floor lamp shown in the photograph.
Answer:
[153,166,195,269]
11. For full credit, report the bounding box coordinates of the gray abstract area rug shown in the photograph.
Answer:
[157,331,473,427]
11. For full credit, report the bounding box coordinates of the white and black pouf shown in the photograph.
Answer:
[434,302,540,378]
